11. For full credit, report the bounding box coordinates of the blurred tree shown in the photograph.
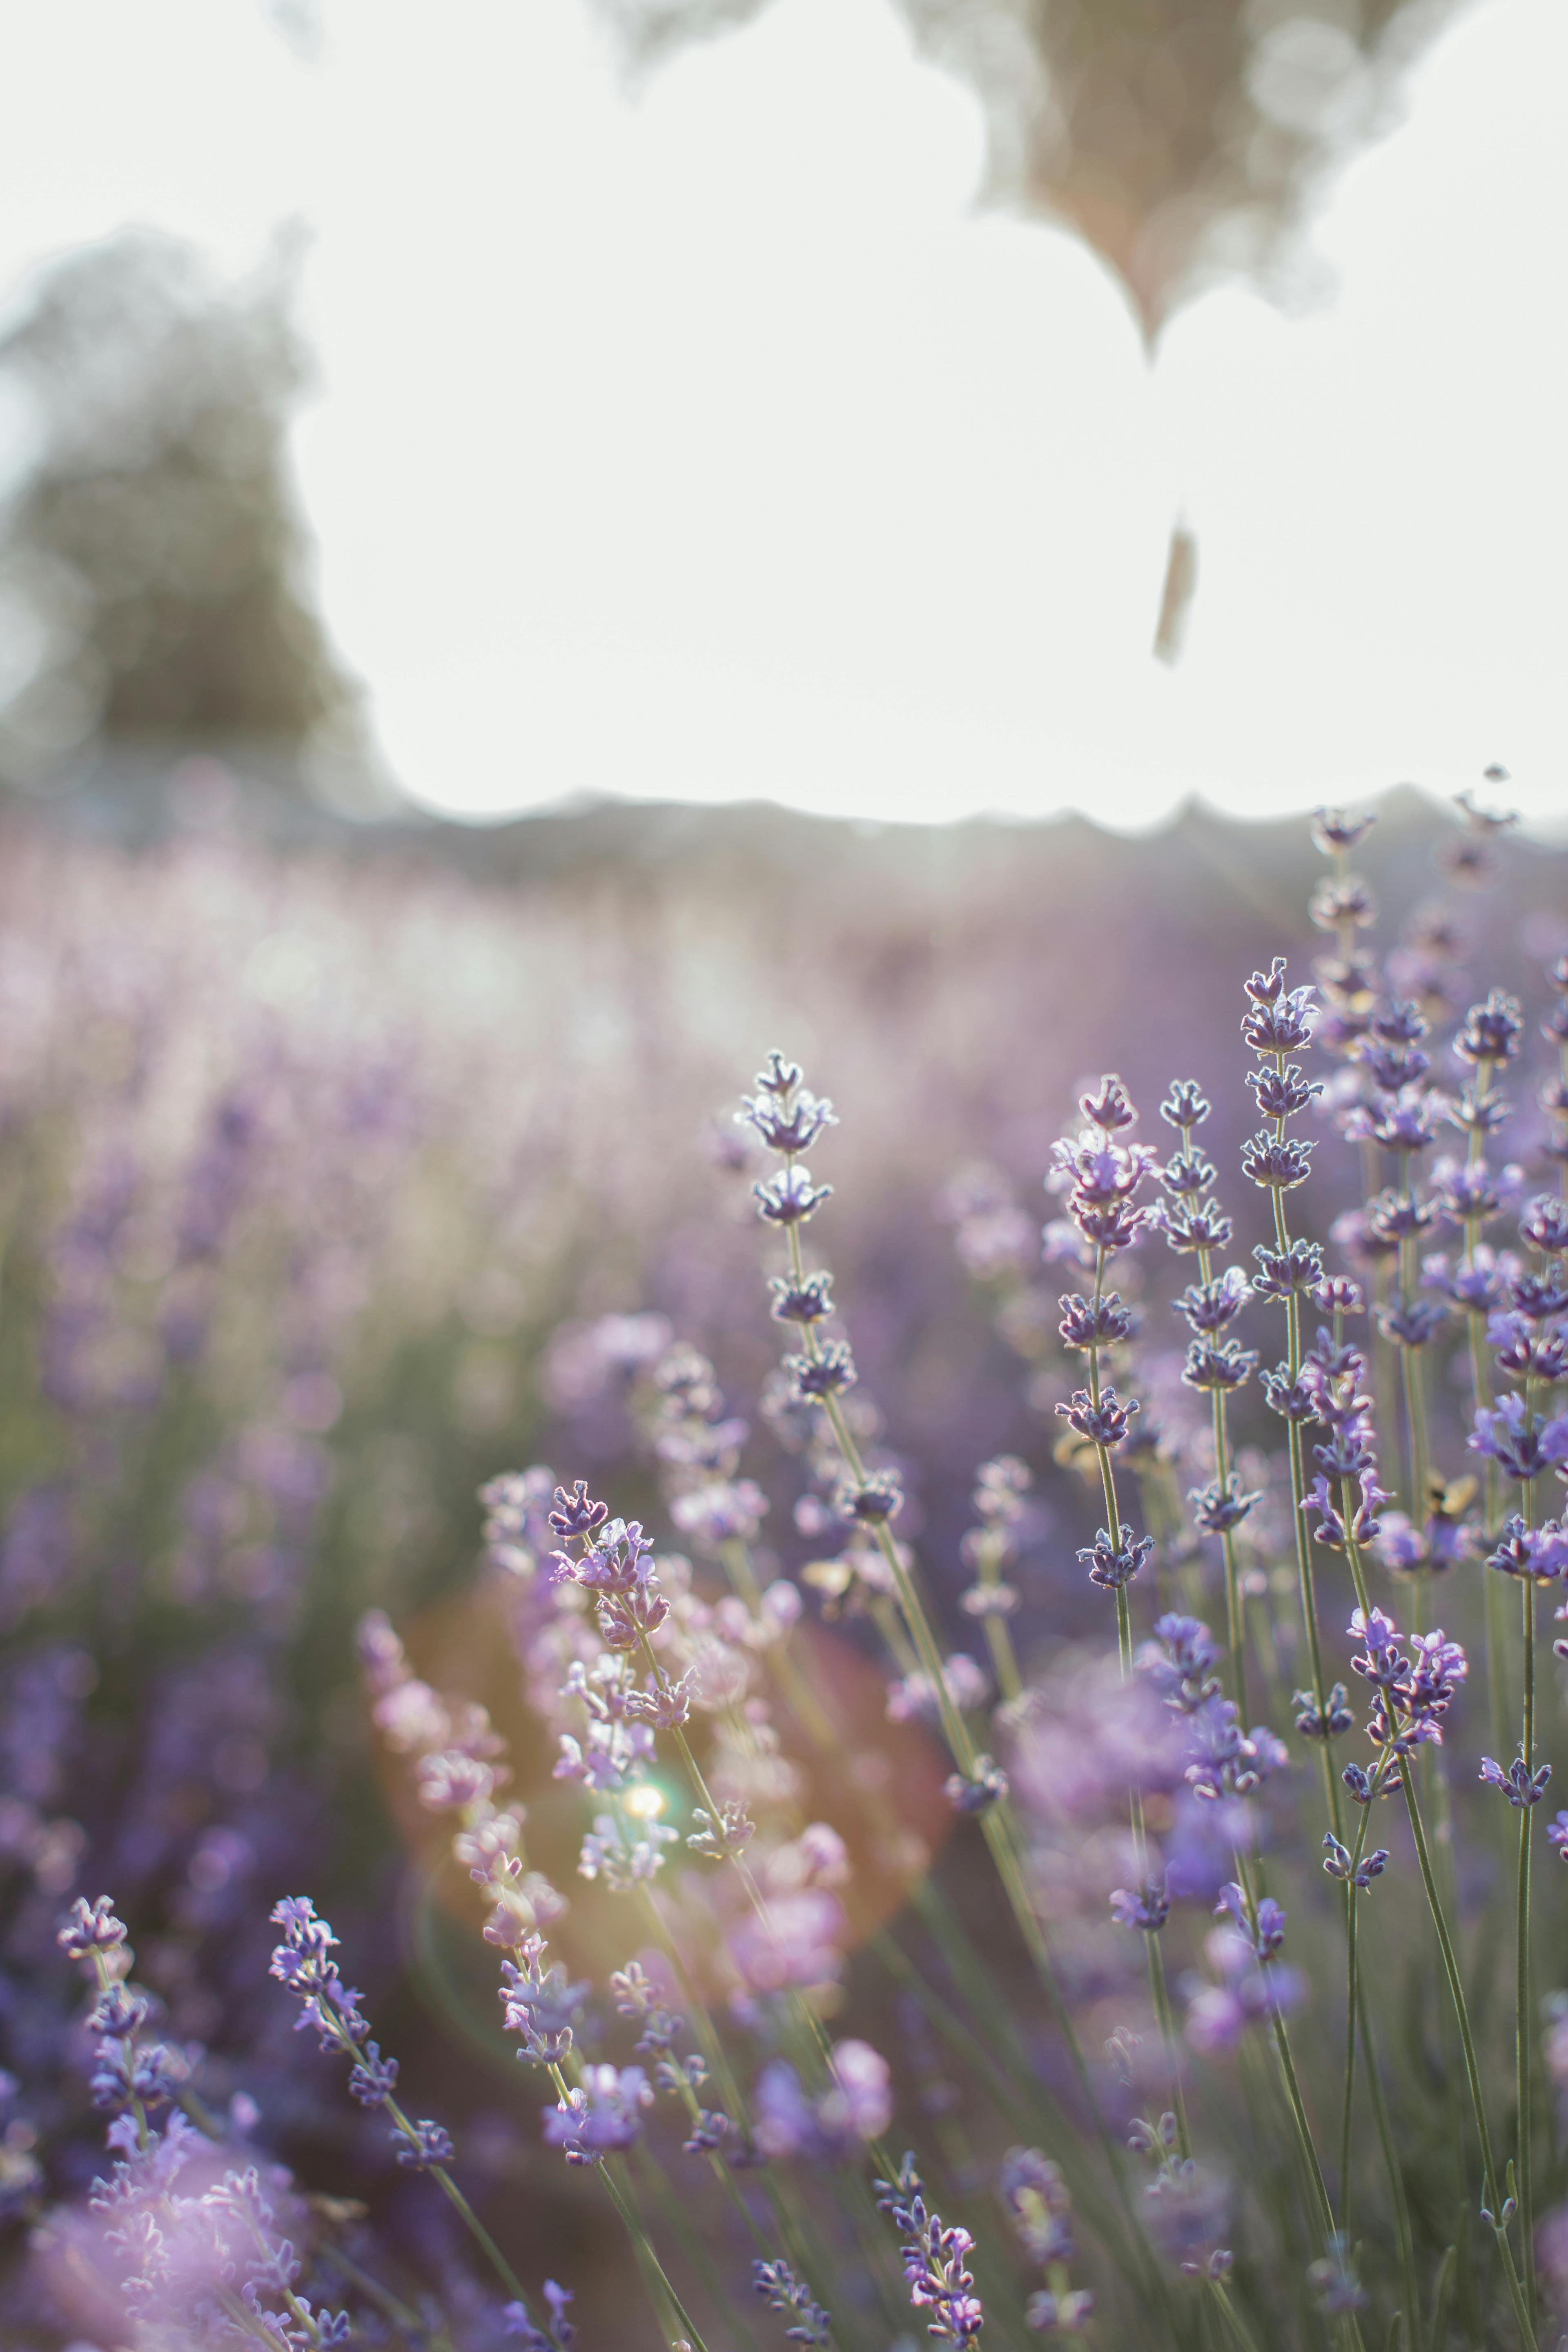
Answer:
[592,0,1465,339]
[0,230,389,811]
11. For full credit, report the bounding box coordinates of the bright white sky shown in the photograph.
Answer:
[0,0,1564,830]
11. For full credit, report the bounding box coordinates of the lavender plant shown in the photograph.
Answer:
[7,794,1568,2350]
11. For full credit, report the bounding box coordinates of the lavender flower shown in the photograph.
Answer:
[1189,1474,1261,1533]
[1076,1522,1153,1589]
[1521,1194,1568,1255]
[1348,1608,1468,1755]
[875,2154,984,2344]
[1455,989,1524,1065]
[946,1755,1009,1813]
[753,2257,832,2346]
[1110,1878,1171,1932]
[1214,1883,1286,1959]
[1322,1833,1389,1887]
[1479,1756,1553,1808]
[1488,1515,1568,1580]
[1000,2146,1076,2265]
[1470,1396,1568,1483]
[1240,958,1316,1055]
[1059,1292,1136,1348]
[1183,1701,1287,1801]
[754,1166,834,1226]
[1056,1388,1138,1448]
[542,2065,653,2164]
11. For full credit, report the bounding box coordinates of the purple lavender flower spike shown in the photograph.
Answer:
[1189,1474,1262,1534]
[836,1469,904,1523]
[875,2154,985,2344]
[1160,1080,1211,1129]
[392,2117,456,2168]
[738,1067,837,1156]
[769,1269,835,1324]
[1059,1292,1136,1348]
[1180,1338,1258,1394]
[1455,989,1523,1066]
[1322,1833,1389,1888]
[1214,1882,1285,1959]
[548,1480,609,1540]
[946,1755,1009,1813]
[1240,1133,1315,1192]
[1174,1268,1251,1331]
[754,1165,834,1225]
[1251,1239,1323,1299]
[1110,1878,1170,1933]
[1377,1298,1449,1349]
[1470,1396,1568,1483]
[1521,1194,1568,1256]
[1479,1755,1553,1808]
[1076,1523,1152,1590]
[785,1339,856,1400]
[1295,1682,1354,1740]
[1241,958,1317,1055]
[542,2065,653,2165]
[1079,1074,1138,1132]
[753,2258,832,2347]
[1246,1063,1324,1121]
[57,1895,129,1958]
[1056,1387,1138,1449]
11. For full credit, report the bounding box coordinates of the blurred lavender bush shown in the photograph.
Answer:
[3,787,1568,2350]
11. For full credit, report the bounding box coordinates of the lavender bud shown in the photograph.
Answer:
[1521,1195,1568,1256]
[1056,1388,1139,1449]
[58,1896,129,1960]
[1173,1270,1250,1332]
[769,1271,835,1325]
[1455,989,1523,1066]
[1076,1524,1153,1590]
[548,1481,609,1539]
[1189,1476,1261,1534]
[1251,1240,1324,1300]
[1245,1064,1324,1120]
[1159,1080,1211,1130]
[754,1167,833,1226]
[1058,1292,1135,1349]
[1295,1683,1353,1740]
[836,1471,903,1524]
[1311,808,1377,855]
[1079,1074,1137,1132]
[785,1342,856,1401]
[946,1756,1008,1813]
[1180,1340,1257,1394]
[1479,1755,1554,1808]
[1240,1133,1315,1192]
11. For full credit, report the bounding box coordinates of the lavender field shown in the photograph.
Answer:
[3,789,1568,2352]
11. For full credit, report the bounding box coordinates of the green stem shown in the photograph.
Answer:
[1339,1793,1375,2221]
[1398,1760,1539,2352]
[1212,2279,1267,2352]
[545,2055,710,2352]
[777,1158,1165,2299]
[1211,1393,1249,1727]
[1270,1165,1342,1845]
[1231,1852,1337,2256]
[1517,1524,1537,2320]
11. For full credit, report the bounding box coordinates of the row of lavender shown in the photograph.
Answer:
[4,795,1567,2348]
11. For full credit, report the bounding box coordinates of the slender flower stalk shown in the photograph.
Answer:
[1399,1762,1539,2351]
[744,1059,1164,2299]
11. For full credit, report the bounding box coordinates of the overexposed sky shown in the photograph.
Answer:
[0,0,1564,829]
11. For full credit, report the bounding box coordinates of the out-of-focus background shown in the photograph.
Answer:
[0,0,1564,2338]
[0,0,1565,828]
